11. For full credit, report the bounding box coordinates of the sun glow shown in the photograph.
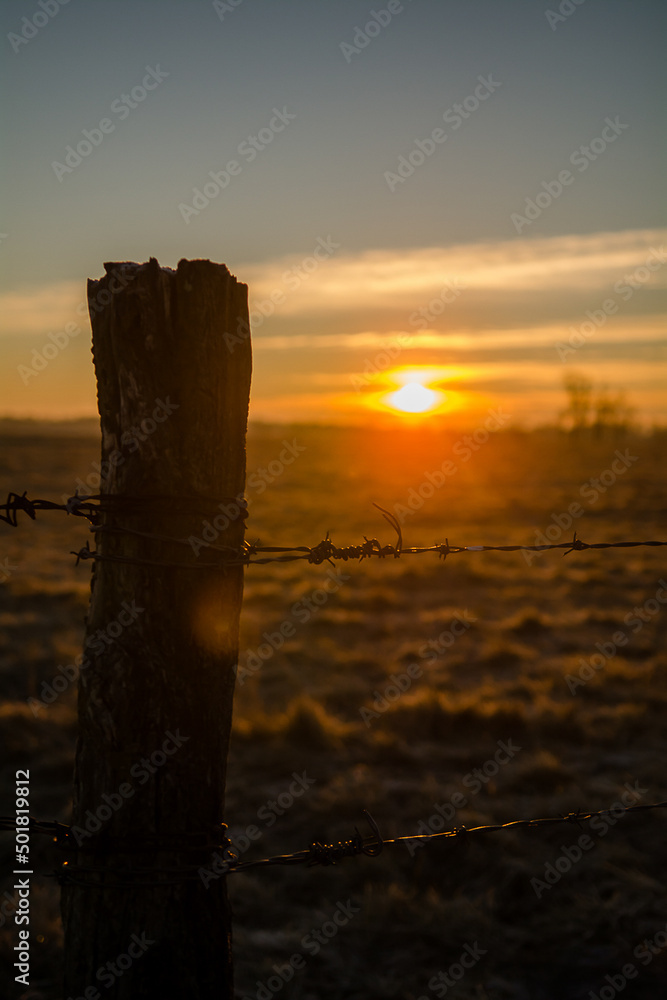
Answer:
[384,381,442,413]
[376,367,456,417]
[340,364,480,424]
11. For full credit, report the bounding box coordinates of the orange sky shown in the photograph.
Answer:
[1,2,664,429]
[1,228,665,428]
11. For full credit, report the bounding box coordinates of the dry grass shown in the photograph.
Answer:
[1,423,666,998]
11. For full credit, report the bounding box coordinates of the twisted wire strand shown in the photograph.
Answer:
[2,490,664,569]
[0,490,247,528]
[2,801,665,887]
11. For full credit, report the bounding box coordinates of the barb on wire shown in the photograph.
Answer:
[2,799,665,887]
[305,809,384,866]
[371,502,402,556]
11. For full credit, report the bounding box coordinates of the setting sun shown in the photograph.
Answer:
[343,365,478,423]
[384,381,443,413]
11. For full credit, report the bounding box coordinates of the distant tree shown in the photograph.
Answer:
[592,385,635,438]
[559,372,635,437]
[560,372,593,433]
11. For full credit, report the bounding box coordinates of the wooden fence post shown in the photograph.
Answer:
[61,258,252,999]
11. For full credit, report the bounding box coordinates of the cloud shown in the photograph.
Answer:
[0,280,83,337]
[241,227,667,318]
[252,316,666,353]
[1,228,664,340]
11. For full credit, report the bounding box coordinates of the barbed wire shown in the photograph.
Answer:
[1,491,665,568]
[3,498,666,875]
[2,800,666,887]
[0,490,248,528]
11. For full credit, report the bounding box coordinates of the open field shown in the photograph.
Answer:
[1,422,666,999]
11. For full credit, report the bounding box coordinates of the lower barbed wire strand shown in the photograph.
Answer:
[6,800,667,886]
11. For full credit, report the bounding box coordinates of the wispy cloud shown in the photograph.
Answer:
[0,280,82,336]
[250,317,666,352]
[1,229,664,338]
[242,228,667,318]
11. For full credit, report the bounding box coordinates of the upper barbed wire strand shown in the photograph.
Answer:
[1,491,664,568]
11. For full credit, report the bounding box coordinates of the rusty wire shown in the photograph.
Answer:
[0,490,248,528]
[1,492,665,568]
[3,490,666,887]
[1,800,666,887]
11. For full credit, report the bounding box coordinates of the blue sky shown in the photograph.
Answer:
[1,0,665,424]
